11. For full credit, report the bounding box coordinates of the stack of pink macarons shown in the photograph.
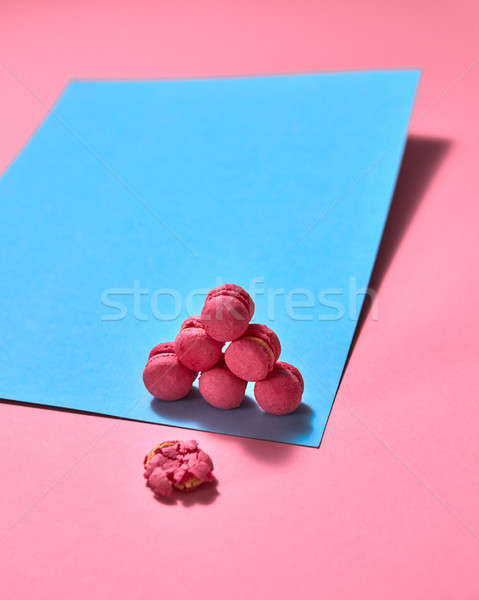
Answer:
[142,284,303,415]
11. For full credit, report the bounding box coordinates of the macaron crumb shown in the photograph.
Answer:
[144,440,215,498]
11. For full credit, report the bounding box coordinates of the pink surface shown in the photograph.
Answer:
[1,1,479,598]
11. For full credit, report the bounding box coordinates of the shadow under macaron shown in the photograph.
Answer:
[149,385,314,445]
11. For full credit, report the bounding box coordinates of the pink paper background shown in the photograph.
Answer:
[1,1,478,598]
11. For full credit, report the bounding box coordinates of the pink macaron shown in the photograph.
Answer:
[144,440,215,497]
[224,323,281,382]
[174,316,223,371]
[200,284,255,342]
[143,342,197,401]
[199,358,247,409]
[254,361,304,415]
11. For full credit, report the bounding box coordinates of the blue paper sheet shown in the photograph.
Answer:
[0,71,419,446]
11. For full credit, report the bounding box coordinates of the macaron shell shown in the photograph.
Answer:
[148,341,176,360]
[147,470,174,497]
[199,364,247,409]
[179,316,203,331]
[242,323,281,360]
[174,326,223,371]
[205,284,255,319]
[201,294,251,342]
[143,353,197,401]
[276,361,304,392]
[254,362,303,415]
[224,336,276,381]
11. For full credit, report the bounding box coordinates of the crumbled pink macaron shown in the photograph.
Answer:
[225,323,281,381]
[144,440,215,497]
[254,361,304,415]
[199,357,247,409]
[174,316,223,371]
[200,284,255,342]
[143,342,197,401]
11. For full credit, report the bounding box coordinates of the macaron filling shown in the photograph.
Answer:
[254,361,304,415]
[224,324,281,381]
[225,336,275,381]
[244,324,281,360]
[276,361,304,392]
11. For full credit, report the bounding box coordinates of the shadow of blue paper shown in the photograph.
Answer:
[150,386,314,444]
